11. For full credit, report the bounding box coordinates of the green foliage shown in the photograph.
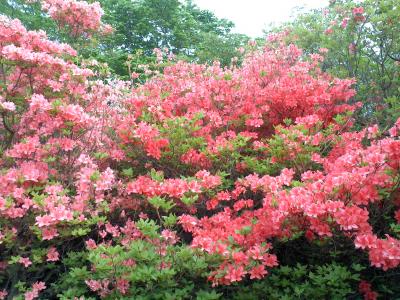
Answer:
[231,263,361,300]
[195,32,249,66]
[54,252,92,299]
[72,239,219,300]
[157,114,208,175]
[148,196,175,212]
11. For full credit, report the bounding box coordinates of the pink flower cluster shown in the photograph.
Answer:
[128,41,356,143]
[127,171,221,200]
[175,118,400,285]
[39,0,111,37]
[359,280,378,300]
[323,5,366,37]
[24,282,46,300]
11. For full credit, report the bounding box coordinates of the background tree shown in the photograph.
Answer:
[265,0,400,128]
[0,0,249,77]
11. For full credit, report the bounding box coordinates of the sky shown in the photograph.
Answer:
[194,0,329,37]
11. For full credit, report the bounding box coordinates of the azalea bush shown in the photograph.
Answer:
[0,0,400,299]
[270,0,400,128]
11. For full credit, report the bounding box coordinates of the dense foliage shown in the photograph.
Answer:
[0,0,399,299]
[268,0,400,128]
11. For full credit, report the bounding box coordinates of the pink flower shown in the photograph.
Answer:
[341,18,349,28]
[0,101,16,111]
[249,265,267,279]
[41,227,59,240]
[24,291,38,300]
[40,0,107,37]
[324,27,333,35]
[36,215,53,227]
[122,258,136,267]
[355,234,377,249]
[388,119,399,137]
[138,212,148,219]
[224,265,245,283]
[161,229,178,245]
[245,118,263,128]
[319,48,329,54]
[116,278,129,295]
[85,238,97,250]
[19,257,32,268]
[367,124,379,138]
[29,94,51,111]
[32,281,46,292]
[359,280,378,300]
[237,47,245,54]
[349,43,357,54]
[0,197,5,210]
[46,247,60,262]
[85,279,110,297]
[85,279,101,292]
[353,7,364,15]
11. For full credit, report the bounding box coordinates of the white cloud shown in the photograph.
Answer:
[194,0,329,37]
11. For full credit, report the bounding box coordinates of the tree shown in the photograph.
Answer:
[0,0,248,78]
[265,0,400,127]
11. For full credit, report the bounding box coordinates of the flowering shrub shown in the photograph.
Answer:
[26,0,112,37]
[0,0,400,298]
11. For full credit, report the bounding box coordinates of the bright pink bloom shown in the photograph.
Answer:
[249,265,267,279]
[19,257,32,268]
[116,278,129,295]
[46,247,60,262]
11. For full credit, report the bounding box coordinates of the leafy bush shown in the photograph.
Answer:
[232,263,362,300]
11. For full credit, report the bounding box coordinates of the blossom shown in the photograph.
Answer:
[19,257,32,268]
[245,118,263,128]
[237,47,245,54]
[341,17,349,28]
[41,227,59,240]
[359,280,378,300]
[46,247,60,262]
[249,265,267,279]
[352,7,366,22]
[32,282,46,292]
[0,101,16,111]
[36,215,54,227]
[161,229,178,245]
[116,278,129,295]
[85,279,110,297]
[85,239,97,250]
[319,48,329,54]
[324,27,334,35]
[139,212,148,219]
[224,265,245,283]
[353,7,365,15]
[29,94,51,111]
[355,234,377,249]
[40,0,108,37]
